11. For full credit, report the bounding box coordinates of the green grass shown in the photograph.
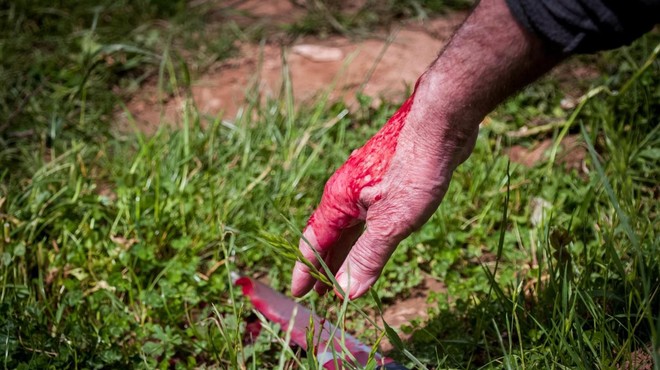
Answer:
[0,0,237,148]
[287,0,473,37]
[1,1,659,369]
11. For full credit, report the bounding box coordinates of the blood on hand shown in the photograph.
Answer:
[292,78,421,297]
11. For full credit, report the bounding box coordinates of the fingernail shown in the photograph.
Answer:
[335,273,360,300]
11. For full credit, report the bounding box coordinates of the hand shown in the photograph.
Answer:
[291,77,478,299]
[290,0,563,300]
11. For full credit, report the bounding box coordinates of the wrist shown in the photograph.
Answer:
[405,71,482,151]
[405,0,563,140]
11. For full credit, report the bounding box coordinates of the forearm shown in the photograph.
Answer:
[409,0,564,145]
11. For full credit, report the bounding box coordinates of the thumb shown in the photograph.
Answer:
[334,226,398,300]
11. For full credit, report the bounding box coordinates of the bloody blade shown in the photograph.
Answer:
[234,275,408,369]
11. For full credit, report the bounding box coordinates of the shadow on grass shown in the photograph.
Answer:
[388,257,659,369]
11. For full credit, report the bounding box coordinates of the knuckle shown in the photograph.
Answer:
[321,174,349,207]
[379,217,414,241]
[323,172,339,194]
[323,166,350,195]
[299,241,317,260]
[349,244,385,277]
[368,204,417,241]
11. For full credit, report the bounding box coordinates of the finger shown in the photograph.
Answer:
[291,206,356,296]
[334,226,399,300]
[291,225,326,297]
[313,222,364,294]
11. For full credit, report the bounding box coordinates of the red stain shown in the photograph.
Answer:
[235,276,397,368]
[236,277,267,313]
[243,317,262,345]
[236,276,309,347]
[307,79,421,249]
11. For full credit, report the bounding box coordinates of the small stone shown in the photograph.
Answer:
[560,97,576,110]
[292,44,343,62]
[530,197,552,227]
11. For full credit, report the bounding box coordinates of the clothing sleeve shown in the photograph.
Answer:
[505,0,660,54]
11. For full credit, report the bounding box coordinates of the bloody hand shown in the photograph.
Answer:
[291,0,565,299]
[291,76,478,299]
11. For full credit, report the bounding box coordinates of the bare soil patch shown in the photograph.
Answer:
[118,8,467,133]
[234,0,305,25]
[618,346,657,370]
[376,275,446,352]
[506,134,587,172]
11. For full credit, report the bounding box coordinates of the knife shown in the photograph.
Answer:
[234,274,409,369]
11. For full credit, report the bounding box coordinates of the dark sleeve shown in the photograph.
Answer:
[505,0,660,54]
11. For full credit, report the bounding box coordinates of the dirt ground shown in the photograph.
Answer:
[119,1,467,133]
[378,275,447,352]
